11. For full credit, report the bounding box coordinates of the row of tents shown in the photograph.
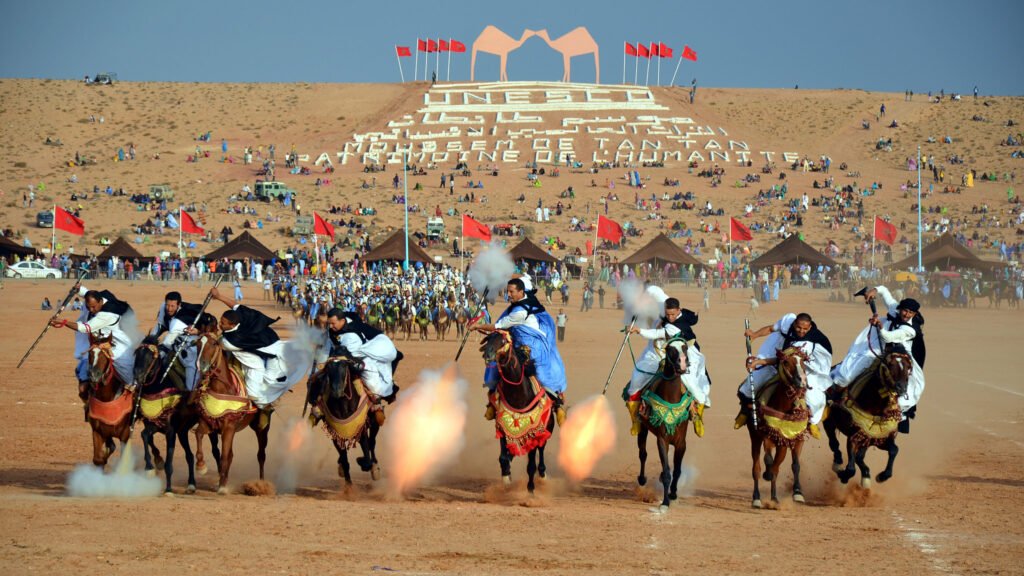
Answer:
[0,230,1004,273]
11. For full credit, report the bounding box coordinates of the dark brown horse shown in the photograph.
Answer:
[83,337,133,467]
[133,339,202,494]
[745,347,810,509]
[305,356,381,484]
[636,340,691,512]
[191,332,271,494]
[432,296,451,341]
[480,330,555,493]
[824,350,911,488]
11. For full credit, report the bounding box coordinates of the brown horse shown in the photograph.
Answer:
[191,332,271,494]
[636,340,691,511]
[83,337,133,467]
[432,296,451,341]
[824,350,911,488]
[133,338,201,494]
[480,330,554,493]
[399,298,415,341]
[745,347,810,508]
[305,356,381,484]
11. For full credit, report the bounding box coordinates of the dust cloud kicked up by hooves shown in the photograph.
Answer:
[385,364,468,497]
[468,242,515,302]
[66,443,163,498]
[558,394,617,483]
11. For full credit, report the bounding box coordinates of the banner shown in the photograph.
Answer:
[597,215,624,243]
[682,45,698,61]
[729,217,753,241]
[427,39,438,53]
[658,43,673,58]
[180,209,204,235]
[314,212,335,241]
[874,216,898,245]
[54,206,85,236]
[462,214,491,241]
[396,46,412,57]
[438,39,449,52]
[625,42,637,56]
[450,40,466,53]
[417,39,427,52]
[637,43,650,58]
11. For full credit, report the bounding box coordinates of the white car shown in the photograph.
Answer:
[5,260,63,279]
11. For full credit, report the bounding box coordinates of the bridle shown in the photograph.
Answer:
[775,347,809,394]
[135,343,163,390]
[88,340,118,390]
[485,330,524,386]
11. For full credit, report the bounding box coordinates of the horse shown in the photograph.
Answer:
[133,338,201,494]
[415,305,432,341]
[431,296,451,341]
[83,336,133,467]
[479,330,555,493]
[383,302,400,339]
[824,347,911,488]
[453,303,470,340]
[636,339,692,511]
[191,332,271,494]
[366,302,385,332]
[744,347,811,509]
[399,298,415,341]
[305,355,382,484]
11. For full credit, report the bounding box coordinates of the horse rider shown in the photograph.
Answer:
[195,286,291,410]
[625,296,711,437]
[50,287,138,395]
[474,275,568,424]
[737,312,833,438]
[151,291,203,390]
[830,286,925,432]
[322,308,402,418]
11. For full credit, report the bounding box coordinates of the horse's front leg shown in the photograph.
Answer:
[656,437,672,510]
[176,424,197,494]
[824,411,844,472]
[526,449,537,494]
[336,441,352,485]
[92,428,111,468]
[141,426,156,472]
[498,437,513,487]
[854,445,871,489]
[749,428,763,509]
[217,426,236,494]
[537,444,546,478]
[837,436,857,483]
[669,434,687,501]
[791,440,805,503]
[162,424,177,494]
[194,427,207,476]
[637,425,649,486]
[876,436,900,483]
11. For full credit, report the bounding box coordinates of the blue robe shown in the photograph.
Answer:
[485,297,567,394]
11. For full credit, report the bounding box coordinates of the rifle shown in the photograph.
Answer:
[602,316,636,395]
[17,271,90,369]
[128,276,223,437]
[744,318,758,429]
[454,287,489,361]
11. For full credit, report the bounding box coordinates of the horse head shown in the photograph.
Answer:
[775,346,810,392]
[195,332,222,377]
[480,330,514,365]
[133,336,162,391]
[881,349,912,399]
[662,339,688,380]
[87,335,117,389]
[324,353,364,402]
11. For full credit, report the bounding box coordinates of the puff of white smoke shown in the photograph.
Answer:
[66,444,163,498]
[282,321,324,387]
[618,279,665,326]
[385,364,468,497]
[468,243,515,302]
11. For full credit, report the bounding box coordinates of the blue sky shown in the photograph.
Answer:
[2,0,1021,94]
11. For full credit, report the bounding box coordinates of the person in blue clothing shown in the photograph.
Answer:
[474,276,567,425]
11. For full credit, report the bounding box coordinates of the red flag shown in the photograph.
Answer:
[874,216,898,245]
[426,39,438,53]
[179,209,204,235]
[682,45,697,61]
[625,42,638,56]
[637,43,650,58]
[730,217,753,242]
[313,212,335,241]
[597,215,624,244]
[649,43,660,57]
[417,39,427,52]
[462,214,491,241]
[396,46,412,58]
[54,206,84,236]
[449,40,466,53]
[438,39,449,52]
[659,43,673,58]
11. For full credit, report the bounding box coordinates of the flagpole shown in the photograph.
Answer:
[634,42,639,85]
[917,144,922,272]
[414,41,419,83]
[314,230,321,277]
[460,216,464,275]
[179,207,183,258]
[871,213,876,273]
[622,42,626,85]
[645,44,652,86]
[51,204,56,255]
[657,52,662,86]
[594,217,599,262]
[396,49,405,83]
[670,52,683,87]
[435,41,440,81]
[447,38,452,81]
[403,149,409,271]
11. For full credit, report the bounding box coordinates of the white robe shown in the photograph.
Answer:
[220,335,290,408]
[152,304,199,390]
[77,309,137,384]
[628,324,711,407]
[739,313,832,425]
[337,333,397,397]
[830,287,925,413]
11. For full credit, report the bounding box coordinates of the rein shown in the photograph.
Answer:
[89,342,118,391]
[491,332,525,386]
[138,343,163,390]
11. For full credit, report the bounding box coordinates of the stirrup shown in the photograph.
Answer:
[484,403,496,421]
[808,423,821,439]
[733,411,747,430]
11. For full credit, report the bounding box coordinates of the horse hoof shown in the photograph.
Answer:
[637,476,647,486]
[752,499,762,509]
[837,469,855,484]
[649,505,669,515]
[370,464,381,481]
[762,471,772,481]
[217,486,229,496]
[153,457,165,469]
[860,477,872,490]
[832,462,844,473]
[502,475,511,488]
[876,471,892,483]
[162,491,175,498]
[186,484,196,494]
[793,493,806,504]
[669,492,678,501]
[196,463,208,476]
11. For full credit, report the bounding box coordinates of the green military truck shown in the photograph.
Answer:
[254,180,295,202]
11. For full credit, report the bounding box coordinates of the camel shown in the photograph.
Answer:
[535,27,600,84]
[471,26,536,82]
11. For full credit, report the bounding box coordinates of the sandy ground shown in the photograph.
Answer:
[0,276,1021,575]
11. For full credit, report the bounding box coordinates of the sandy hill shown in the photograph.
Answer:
[1,78,1021,265]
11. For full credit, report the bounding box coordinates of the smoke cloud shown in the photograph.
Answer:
[618,279,665,326]
[66,443,163,498]
[468,242,515,302]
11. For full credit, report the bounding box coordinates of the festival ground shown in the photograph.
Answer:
[0,277,1021,575]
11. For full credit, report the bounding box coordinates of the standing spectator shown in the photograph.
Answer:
[598,285,606,308]
[263,277,272,300]
[233,278,244,302]
[880,103,886,117]
[703,286,710,310]
[556,309,568,342]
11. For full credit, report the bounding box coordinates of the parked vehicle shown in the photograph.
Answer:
[37,211,53,228]
[254,180,295,201]
[149,183,174,201]
[5,260,63,279]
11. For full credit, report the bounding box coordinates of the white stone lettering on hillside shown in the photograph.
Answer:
[328,83,797,165]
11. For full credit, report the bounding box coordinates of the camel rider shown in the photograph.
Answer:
[624,297,711,438]
[831,286,925,432]
[323,308,402,408]
[50,288,138,394]
[151,291,203,390]
[475,277,568,425]
[737,313,833,438]
[201,286,290,410]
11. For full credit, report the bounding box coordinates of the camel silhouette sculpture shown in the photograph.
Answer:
[535,27,600,84]
[470,26,536,82]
